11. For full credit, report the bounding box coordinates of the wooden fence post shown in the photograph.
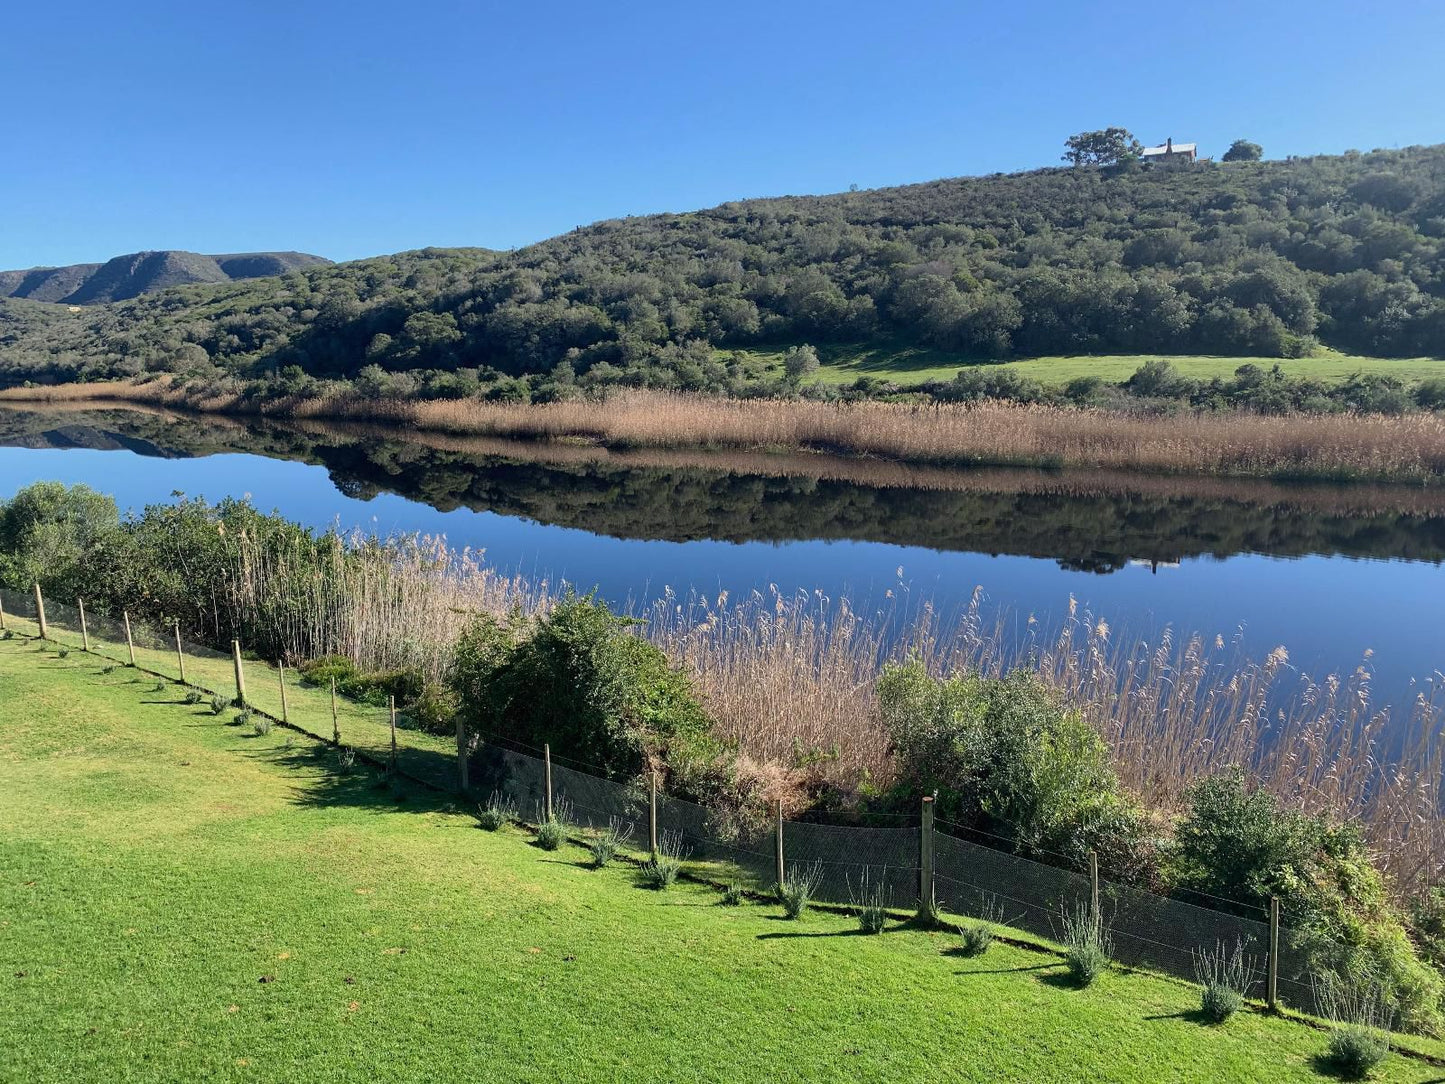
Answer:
[33,583,48,641]
[919,795,936,920]
[1089,850,1101,918]
[78,598,91,652]
[173,622,186,684]
[1267,896,1281,1011]
[388,695,398,772]
[649,771,659,859]
[278,663,290,724]
[775,799,785,891]
[330,676,339,745]
[543,743,553,822]
[0,591,6,631]
[231,639,246,705]
[456,718,469,792]
[123,611,136,665]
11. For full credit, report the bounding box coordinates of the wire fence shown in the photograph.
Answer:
[0,583,1336,1018]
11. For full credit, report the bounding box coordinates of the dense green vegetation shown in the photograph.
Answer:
[3,145,1444,404]
[7,641,1428,1082]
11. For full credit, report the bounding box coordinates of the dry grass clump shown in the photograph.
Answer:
[8,382,1445,483]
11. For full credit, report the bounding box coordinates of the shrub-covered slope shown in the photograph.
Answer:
[2,145,1443,395]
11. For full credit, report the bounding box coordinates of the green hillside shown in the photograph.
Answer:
[2,636,1435,1082]
[2,146,1444,402]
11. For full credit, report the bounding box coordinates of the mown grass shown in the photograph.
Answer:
[1,636,1438,1082]
[725,341,1445,387]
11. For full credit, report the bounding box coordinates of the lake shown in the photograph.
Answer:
[1,402,1443,719]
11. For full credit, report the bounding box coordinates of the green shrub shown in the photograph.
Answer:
[1326,1027,1389,1080]
[1192,940,1257,1024]
[586,819,632,868]
[720,882,744,906]
[1170,769,1442,1033]
[958,921,994,956]
[251,715,273,737]
[535,817,566,851]
[57,647,69,659]
[209,694,228,716]
[336,747,358,775]
[477,791,515,831]
[637,833,685,890]
[877,662,1152,879]
[779,863,823,920]
[150,680,165,693]
[183,690,202,705]
[1060,904,1111,987]
[850,871,891,934]
[449,595,728,789]
[231,708,253,729]
[1317,972,1393,1079]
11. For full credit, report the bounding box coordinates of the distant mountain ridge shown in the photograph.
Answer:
[0,250,331,305]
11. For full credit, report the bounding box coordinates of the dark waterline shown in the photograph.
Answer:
[0,406,1442,716]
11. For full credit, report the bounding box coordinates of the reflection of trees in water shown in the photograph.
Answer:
[5,405,1445,572]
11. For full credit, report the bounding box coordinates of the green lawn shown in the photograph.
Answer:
[0,635,1437,1082]
[727,342,1445,388]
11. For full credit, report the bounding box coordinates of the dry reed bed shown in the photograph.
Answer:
[6,380,1445,483]
[221,526,1443,901]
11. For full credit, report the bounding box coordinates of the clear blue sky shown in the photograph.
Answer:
[4,0,1443,269]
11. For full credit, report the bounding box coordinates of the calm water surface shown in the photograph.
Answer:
[0,405,1441,714]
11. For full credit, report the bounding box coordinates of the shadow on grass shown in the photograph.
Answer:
[756,926,875,940]
[950,961,1057,975]
[1037,969,1092,990]
[1142,1008,1213,1025]
[238,740,455,817]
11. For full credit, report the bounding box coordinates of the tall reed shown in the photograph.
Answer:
[8,381,1445,484]
[210,521,1443,899]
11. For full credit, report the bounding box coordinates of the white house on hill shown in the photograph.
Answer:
[1140,137,1198,165]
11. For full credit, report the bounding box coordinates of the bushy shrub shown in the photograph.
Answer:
[57,647,69,659]
[851,873,889,934]
[1317,973,1392,1080]
[959,922,994,957]
[232,708,253,728]
[779,863,823,919]
[477,791,515,831]
[450,594,734,796]
[183,690,202,705]
[209,694,228,716]
[1170,769,1442,1033]
[535,807,568,851]
[251,715,273,737]
[1061,904,1111,987]
[721,882,744,906]
[877,662,1153,880]
[587,819,632,868]
[638,833,685,889]
[1192,940,1258,1023]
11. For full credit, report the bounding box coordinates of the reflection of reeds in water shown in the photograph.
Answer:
[220,524,1444,901]
[7,382,1445,483]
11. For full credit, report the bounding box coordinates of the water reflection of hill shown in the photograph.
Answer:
[4,404,1445,573]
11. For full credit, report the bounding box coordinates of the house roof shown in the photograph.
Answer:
[1141,142,1197,157]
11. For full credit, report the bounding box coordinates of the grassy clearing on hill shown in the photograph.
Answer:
[0,636,1437,1082]
[726,342,1445,388]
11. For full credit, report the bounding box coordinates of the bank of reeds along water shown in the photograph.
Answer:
[226,527,1444,904]
[7,381,1445,483]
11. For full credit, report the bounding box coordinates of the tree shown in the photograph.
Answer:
[1223,140,1263,162]
[1061,128,1141,167]
[783,343,820,381]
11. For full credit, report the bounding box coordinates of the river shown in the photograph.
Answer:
[1,402,1442,720]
